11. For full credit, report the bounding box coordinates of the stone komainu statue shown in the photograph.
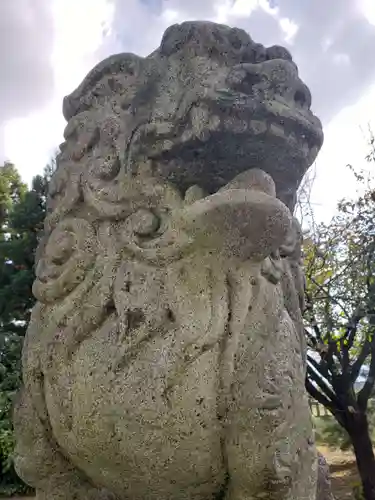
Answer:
[13,21,329,500]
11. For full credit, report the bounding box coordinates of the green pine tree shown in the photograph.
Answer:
[0,162,50,494]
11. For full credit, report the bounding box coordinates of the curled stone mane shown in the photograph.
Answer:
[13,20,331,500]
[158,21,293,62]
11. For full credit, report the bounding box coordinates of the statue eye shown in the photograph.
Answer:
[63,54,144,120]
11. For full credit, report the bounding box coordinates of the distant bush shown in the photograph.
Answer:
[313,399,375,452]
[352,481,365,500]
[314,415,352,451]
[0,424,32,496]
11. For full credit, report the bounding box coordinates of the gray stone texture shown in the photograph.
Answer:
[317,453,336,500]
[13,20,330,500]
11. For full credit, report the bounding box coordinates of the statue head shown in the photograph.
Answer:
[61,21,323,212]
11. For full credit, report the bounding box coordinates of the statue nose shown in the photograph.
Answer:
[227,59,312,110]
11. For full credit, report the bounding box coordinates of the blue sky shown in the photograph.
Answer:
[1,0,375,222]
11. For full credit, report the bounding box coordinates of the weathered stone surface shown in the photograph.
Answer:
[13,20,327,500]
[62,20,323,212]
[317,452,336,500]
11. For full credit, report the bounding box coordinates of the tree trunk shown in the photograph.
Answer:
[348,413,375,500]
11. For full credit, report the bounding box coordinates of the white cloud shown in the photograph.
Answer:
[0,0,54,163]
[332,53,351,65]
[361,0,375,25]
[51,0,114,92]
[311,82,375,222]
[4,109,60,183]
[230,0,258,18]
[279,17,299,43]
[322,37,333,52]
[258,0,279,15]
[162,8,180,23]
[3,0,113,184]
[2,0,375,227]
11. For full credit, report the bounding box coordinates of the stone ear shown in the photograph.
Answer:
[62,53,144,120]
[172,188,292,261]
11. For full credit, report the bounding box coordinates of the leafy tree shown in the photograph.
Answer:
[0,163,27,229]
[0,161,50,494]
[303,158,375,500]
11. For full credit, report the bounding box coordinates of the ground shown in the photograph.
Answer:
[0,448,361,500]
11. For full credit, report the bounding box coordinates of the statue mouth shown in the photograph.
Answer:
[126,92,323,194]
[213,88,323,153]
[122,56,324,202]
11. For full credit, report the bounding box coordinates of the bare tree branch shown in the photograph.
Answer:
[304,290,323,342]
[306,360,341,408]
[304,327,318,348]
[307,352,330,380]
[305,377,344,426]
[341,339,350,373]
[357,334,375,410]
[310,276,350,321]
[347,305,366,349]
[351,338,371,383]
